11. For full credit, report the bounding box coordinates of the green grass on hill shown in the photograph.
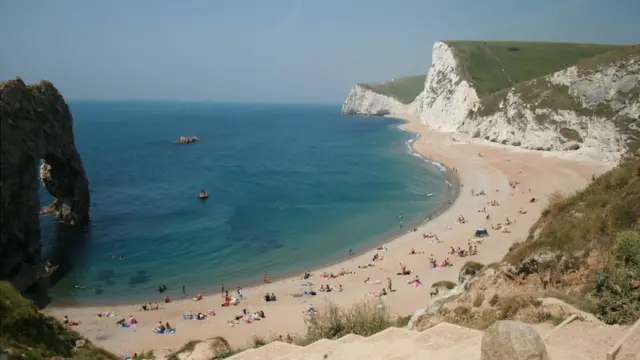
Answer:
[359,75,426,104]
[0,281,118,360]
[470,45,640,153]
[505,157,640,324]
[445,41,623,96]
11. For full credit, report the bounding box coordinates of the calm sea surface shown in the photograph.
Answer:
[41,102,447,305]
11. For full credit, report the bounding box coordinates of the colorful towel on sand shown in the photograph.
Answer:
[120,323,136,329]
[155,329,176,335]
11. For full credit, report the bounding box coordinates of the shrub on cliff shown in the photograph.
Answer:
[0,281,117,360]
[504,158,640,324]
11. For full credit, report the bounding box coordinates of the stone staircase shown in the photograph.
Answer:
[225,318,639,360]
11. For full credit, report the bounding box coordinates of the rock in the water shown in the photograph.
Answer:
[0,77,90,290]
[481,320,549,360]
[176,136,199,144]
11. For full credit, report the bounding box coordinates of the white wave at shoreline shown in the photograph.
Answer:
[398,125,447,173]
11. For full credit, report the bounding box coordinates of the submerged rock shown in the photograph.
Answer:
[0,77,90,290]
[176,136,199,144]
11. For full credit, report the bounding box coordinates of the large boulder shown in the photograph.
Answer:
[481,320,549,360]
[0,77,90,290]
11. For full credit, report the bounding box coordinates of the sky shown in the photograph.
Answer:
[1,0,638,103]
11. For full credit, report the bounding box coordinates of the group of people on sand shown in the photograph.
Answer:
[141,302,160,311]
[154,320,174,334]
[116,315,138,328]
[457,215,468,224]
[449,243,478,257]
[319,284,343,292]
[429,254,452,268]
[227,308,265,327]
[264,292,277,302]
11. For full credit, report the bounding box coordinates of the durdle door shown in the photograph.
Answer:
[0,77,90,292]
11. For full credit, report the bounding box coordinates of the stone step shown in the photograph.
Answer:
[544,320,630,360]
[278,333,364,360]
[320,328,419,360]
[278,339,337,360]
[358,327,420,344]
[227,342,301,360]
[411,322,484,351]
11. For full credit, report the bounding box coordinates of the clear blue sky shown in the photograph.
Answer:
[1,0,638,103]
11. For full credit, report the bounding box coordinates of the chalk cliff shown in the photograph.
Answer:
[342,42,640,163]
[0,77,90,290]
[456,47,640,163]
[415,42,479,131]
[341,84,414,117]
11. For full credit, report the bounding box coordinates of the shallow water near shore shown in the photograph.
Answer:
[41,102,448,306]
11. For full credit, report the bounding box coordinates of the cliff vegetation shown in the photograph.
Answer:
[412,157,640,332]
[445,40,622,96]
[0,281,118,360]
[359,75,426,104]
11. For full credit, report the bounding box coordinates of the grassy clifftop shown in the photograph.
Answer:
[359,75,426,104]
[444,40,623,96]
[0,281,118,360]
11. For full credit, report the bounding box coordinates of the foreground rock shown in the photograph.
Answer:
[0,77,90,290]
[176,136,200,144]
[481,320,549,360]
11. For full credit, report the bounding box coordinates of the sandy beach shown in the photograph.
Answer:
[45,115,613,358]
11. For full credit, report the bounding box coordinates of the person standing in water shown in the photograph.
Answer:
[263,271,268,283]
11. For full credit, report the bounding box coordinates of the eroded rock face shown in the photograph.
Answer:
[0,77,90,289]
[481,320,549,360]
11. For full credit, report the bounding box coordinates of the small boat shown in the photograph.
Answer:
[426,193,434,197]
[198,190,209,200]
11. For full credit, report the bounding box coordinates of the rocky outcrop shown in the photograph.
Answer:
[481,320,549,360]
[176,136,199,144]
[417,41,480,131]
[341,84,412,117]
[0,77,90,290]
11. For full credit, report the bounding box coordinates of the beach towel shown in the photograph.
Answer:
[120,323,136,329]
[411,282,423,288]
[182,314,195,320]
[207,310,216,316]
[155,329,176,335]
[430,265,444,270]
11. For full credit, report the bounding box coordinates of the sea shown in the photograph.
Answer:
[40,101,448,306]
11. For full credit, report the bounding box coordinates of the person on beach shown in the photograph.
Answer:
[237,286,244,300]
[181,285,186,295]
[221,283,225,295]
[263,271,268,283]
[387,277,393,292]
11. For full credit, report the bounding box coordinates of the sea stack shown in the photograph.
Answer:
[0,77,90,291]
[176,136,200,144]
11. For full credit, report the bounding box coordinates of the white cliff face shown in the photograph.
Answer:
[455,57,639,163]
[417,42,479,132]
[342,41,638,163]
[341,84,411,117]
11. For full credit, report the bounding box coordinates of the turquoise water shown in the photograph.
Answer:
[41,102,447,305]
